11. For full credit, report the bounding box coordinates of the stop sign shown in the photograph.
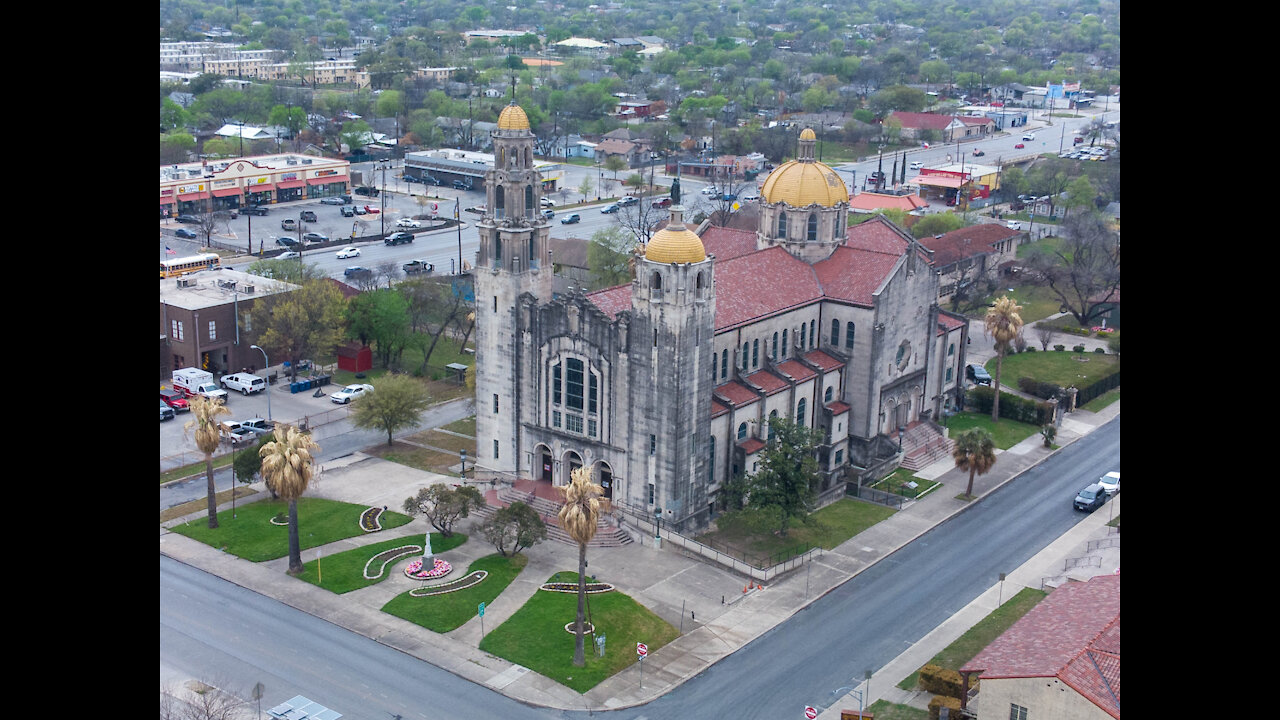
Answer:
[804,706,817,719]
[637,642,648,658]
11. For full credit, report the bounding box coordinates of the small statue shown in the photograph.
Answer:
[670,177,681,205]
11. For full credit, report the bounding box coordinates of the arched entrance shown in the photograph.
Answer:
[563,450,583,485]
[594,461,614,500]
[535,444,553,483]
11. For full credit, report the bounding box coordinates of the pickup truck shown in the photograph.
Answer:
[219,421,256,446]
[403,260,434,274]
[239,418,276,435]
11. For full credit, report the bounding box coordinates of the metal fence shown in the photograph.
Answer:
[846,483,907,510]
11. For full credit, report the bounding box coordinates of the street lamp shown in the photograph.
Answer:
[250,344,271,422]
[653,507,662,548]
[897,426,905,453]
[459,449,467,479]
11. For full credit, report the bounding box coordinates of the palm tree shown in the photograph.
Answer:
[983,295,1024,422]
[259,425,320,575]
[952,427,997,498]
[557,465,604,667]
[185,396,231,529]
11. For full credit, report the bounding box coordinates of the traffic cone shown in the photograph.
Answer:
[743,583,750,594]
[757,583,764,590]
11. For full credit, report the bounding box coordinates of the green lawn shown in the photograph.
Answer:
[943,412,1041,450]
[439,416,476,435]
[480,571,679,693]
[991,350,1119,389]
[382,553,527,632]
[697,498,897,565]
[865,701,930,720]
[1081,387,1120,412]
[169,497,413,562]
[873,468,942,499]
[294,532,469,594]
[969,283,1063,324]
[161,453,235,485]
[897,587,1047,690]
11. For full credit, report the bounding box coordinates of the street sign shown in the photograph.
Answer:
[636,642,648,658]
[478,602,485,617]
[804,706,817,719]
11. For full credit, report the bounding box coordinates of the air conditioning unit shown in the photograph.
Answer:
[302,158,312,164]
[240,284,255,294]
[176,277,198,288]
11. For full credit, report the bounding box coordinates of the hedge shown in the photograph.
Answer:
[1017,376,1064,400]
[928,695,963,720]
[1074,369,1121,406]
[966,387,1053,425]
[919,663,965,699]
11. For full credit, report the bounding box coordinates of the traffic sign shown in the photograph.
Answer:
[478,602,485,617]
[431,202,438,211]
[636,642,648,658]
[804,706,817,719]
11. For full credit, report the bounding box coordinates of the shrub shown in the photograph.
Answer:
[928,696,963,720]
[1017,377,1062,400]
[967,387,1054,425]
[1054,344,1065,352]
[918,664,965,699]
[1108,335,1121,354]
[1073,344,1086,353]
[1025,346,1036,352]
[1093,347,1105,354]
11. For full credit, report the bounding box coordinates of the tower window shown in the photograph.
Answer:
[752,339,759,368]
[846,322,855,350]
[495,185,505,219]
[493,394,499,413]
[650,434,656,454]
[777,211,787,238]
[797,398,807,428]
[737,422,748,440]
[807,213,818,241]
[494,439,499,459]
[525,185,534,217]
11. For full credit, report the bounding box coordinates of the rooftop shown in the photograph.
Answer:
[160,268,297,311]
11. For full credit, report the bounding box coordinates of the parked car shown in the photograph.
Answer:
[700,186,718,196]
[353,205,368,215]
[355,186,379,197]
[542,209,555,219]
[344,266,371,279]
[403,174,422,184]
[320,197,345,205]
[396,217,421,228]
[331,383,374,404]
[452,180,473,190]
[300,210,318,222]
[909,161,924,170]
[281,218,297,230]
[972,149,985,157]
[1007,221,1022,231]
[1022,133,1036,141]
[541,197,556,207]
[275,236,299,247]
[966,363,992,386]
[340,206,355,217]
[403,260,434,274]
[1014,143,1025,149]
[302,232,328,244]
[422,175,441,185]
[277,251,301,260]
[160,402,175,422]
[618,196,638,206]
[741,192,760,202]
[1073,137,1084,144]
[601,204,620,214]
[652,197,672,208]
[1073,483,1109,512]
[243,205,269,216]
[1097,471,1120,496]
[176,214,199,224]
[385,232,414,246]
[175,228,198,239]
[336,246,361,259]
[363,205,380,214]
[560,213,581,224]
[160,389,190,411]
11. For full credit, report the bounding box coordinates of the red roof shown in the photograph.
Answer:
[918,223,1021,267]
[744,369,789,395]
[812,246,900,307]
[713,381,760,407]
[845,216,913,255]
[887,111,960,131]
[713,246,822,330]
[848,192,929,212]
[586,284,631,320]
[775,359,816,383]
[826,401,851,415]
[803,349,844,372]
[700,225,759,261]
[711,398,730,418]
[962,574,1120,718]
[937,311,966,331]
[738,437,766,455]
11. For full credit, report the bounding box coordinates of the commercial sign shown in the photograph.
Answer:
[177,183,207,194]
[249,176,271,185]
[315,168,339,177]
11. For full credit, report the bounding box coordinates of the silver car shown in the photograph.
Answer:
[331,383,374,404]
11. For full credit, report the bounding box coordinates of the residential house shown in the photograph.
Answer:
[548,236,592,295]
[886,111,996,143]
[916,224,1024,304]
[592,138,639,166]
[960,574,1120,720]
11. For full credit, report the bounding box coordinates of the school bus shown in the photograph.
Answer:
[160,253,221,278]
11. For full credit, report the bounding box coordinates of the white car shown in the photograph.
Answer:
[396,218,421,228]
[700,186,718,196]
[336,246,361,259]
[1007,221,1022,230]
[909,161,924,170]
[331,383,374,404]
[1097,471,1120,496]
[277,251,301,260]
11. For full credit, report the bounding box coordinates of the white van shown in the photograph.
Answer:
[220,372,267,395]
[1021,132,1036,141]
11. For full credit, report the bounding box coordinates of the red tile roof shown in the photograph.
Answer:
[585,284,631,320]
[848,192,929,212]
[812,246,901,307]
[918,223,1021,267]
[887,111,960,131]
[962,574,1120,719]
[804,349,844,372]
[775,359,816,382]
[739,437,766,455]
[713,246,822,330]
[825,401,850,414]
[713,381,760,407]
[845,216,912,255]
[744,369,790,395]
[710,398,730,418]
[700,225,759,261]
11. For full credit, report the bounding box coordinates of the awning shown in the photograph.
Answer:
[176,192,205,201]
[276,180,305,189]
[159,199,174,206]
[308,175,349,185]
[212,187,241,198]
[913,175,965,188]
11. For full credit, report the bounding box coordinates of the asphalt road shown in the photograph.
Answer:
[160,416,1119,718]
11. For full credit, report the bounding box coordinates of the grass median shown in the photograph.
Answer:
[295,532,468,594]
[382,553,528,632]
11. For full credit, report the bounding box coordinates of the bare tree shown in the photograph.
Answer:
[701,168,752,227]
[1034,324,1057,351]
[375,260,400,289]
[162,678,248,720]
[1023,212,1120,326]
[613,197,666,245]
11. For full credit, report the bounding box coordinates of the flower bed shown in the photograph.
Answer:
[1090,326,1115,334]
[563,621,595,634]
[538,581,615,594]
[269,515,288,526]
[405,557,453,580]
[407,570,489,597]
[360,507,385,533]
[363,545,422,580]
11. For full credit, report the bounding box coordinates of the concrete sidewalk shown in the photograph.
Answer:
[160,399,1119,712]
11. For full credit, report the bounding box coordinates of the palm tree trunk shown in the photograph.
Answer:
[288,499,303,574]
[991,345,1005,422]
[966,466,976,497]
[206,454,220,529]
[573,543,587,667]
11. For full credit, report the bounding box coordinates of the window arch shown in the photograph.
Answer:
[737,422,748,440]
[525,185,534,217]
[494,185,505,219]
[768,409,778,439]
[499,147,506,166]
[831,319,840,347]
[741,342,749,370]
[807,213,818,241]
[825,386,834,403]
[651,272,662,289]
[797,398,807,428]
[845,322,855,350]
[777,211,787,238]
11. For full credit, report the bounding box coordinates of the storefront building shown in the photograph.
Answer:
[160,154,350,217]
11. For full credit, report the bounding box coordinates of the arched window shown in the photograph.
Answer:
[529,236,536,261]
[846,322,855,350]
[777,211,787,238]
[494,236,502,265]
[752,339,759,368]
[807,213,818,241]
[809,320,816,349]
[499,147,506,166]
[696,272,705,298]
[825,386,834,403]
[800,323,806,350]
[525,185,534,217]
[494,185,505,219]
[525,147,531,166]
[831,319,840,347]
[948,343,955,356]
[772,332,778,359]
[768,409,778,439]
[721,349,728,378]
[742,342,749,370]
[797,398,807,428]
[782,329,788,357]
[737,422,748,440]
[651,272,662,289]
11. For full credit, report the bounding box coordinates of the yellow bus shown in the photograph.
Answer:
[160,253,221,279]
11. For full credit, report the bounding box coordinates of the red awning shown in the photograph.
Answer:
[212,188,241,198]
[159,199,174,206]
[276,180,305,189]
[176,193,205,201]
[308,175,349,185]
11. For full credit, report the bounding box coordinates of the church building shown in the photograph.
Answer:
[474,105,970,533]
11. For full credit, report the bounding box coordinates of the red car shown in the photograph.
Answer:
[1014,143,1025,149]
[652,197,672,208]
[364,205,380,214]
[160,388,190,411]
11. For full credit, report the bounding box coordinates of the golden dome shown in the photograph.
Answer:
[496,104,530,130]
[799,128,816,141]
[760,160,849,207]
[645,225,706,264]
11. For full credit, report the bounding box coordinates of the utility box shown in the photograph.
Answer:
[337,342,372,372]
